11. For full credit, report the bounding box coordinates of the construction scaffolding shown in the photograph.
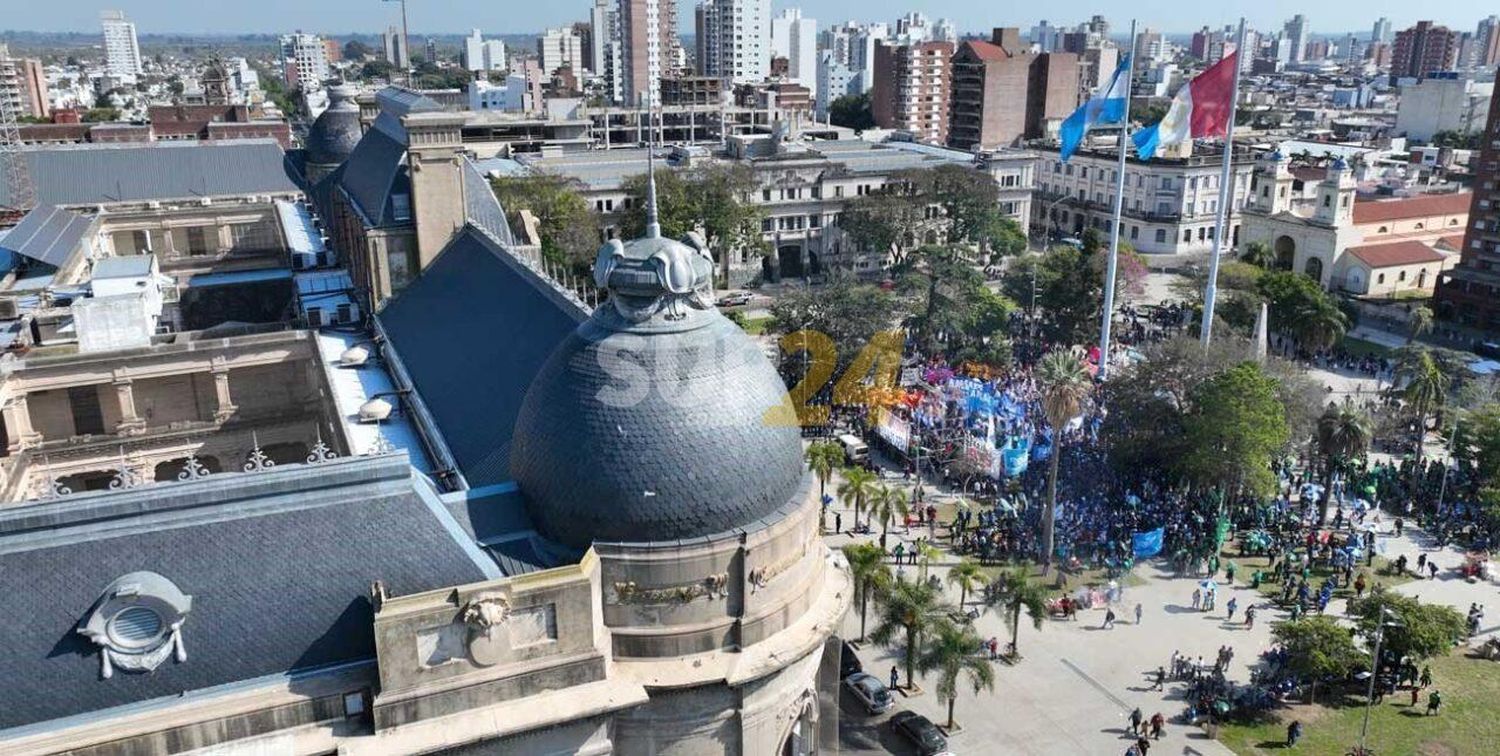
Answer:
[0,50,36,220]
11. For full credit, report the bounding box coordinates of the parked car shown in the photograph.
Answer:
[839,641,862,679]
[842,672,893,714]
[890,711,948,755]
[716,292,753,307]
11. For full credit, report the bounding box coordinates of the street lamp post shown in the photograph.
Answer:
[382,0,412,85]
[1358,608,1401,755]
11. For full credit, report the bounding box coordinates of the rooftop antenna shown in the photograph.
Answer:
[645,86,660,239]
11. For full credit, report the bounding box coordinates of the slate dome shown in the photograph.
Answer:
[306,84,361,167]
[510,235,805,550]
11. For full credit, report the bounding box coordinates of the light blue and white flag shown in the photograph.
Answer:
[1059,53,1132,163]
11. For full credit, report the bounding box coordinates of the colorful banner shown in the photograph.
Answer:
[874,407,911,452]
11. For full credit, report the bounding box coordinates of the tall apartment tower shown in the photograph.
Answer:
[1390,21,1461,83]
[383,26,410,69]
[770,9,816,96]
[1283,14,1310,63]
[697,0,771,87]
[100,10,143,77]
[1372,17,1393,45]
[871,39,954,145]
[621,0,678,105]
[1476,16,1500,69]
[279,33,331,90]
[1434,70,1500,331]
[948,28,1080,151]
[537,27,585,76]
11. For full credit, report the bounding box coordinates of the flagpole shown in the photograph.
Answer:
[1097,20,1137,381]
[1200,17,1246,346]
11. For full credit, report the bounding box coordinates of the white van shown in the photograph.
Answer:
[837,434,869,465]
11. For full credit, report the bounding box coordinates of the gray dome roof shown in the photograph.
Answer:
[510,235,805,549]
[306,85,361,167]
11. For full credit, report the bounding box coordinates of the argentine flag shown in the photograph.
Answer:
[1059,53,1132,163]
[1133,51,1239,160]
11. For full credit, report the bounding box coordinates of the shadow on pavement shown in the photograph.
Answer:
[837,687,920,755]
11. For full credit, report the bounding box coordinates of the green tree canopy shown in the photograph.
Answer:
[489,173,598,272]
[828,92,875,130]
[767,277,901,374]
[1180,361,1289,497]
[1271,616,1363,702]
[919,620,996,730]
[620,163,767,282]
[1351,590,1468,662]
[870,577,952,689]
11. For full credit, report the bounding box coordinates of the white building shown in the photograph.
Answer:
[537,27,584,77]
[771,9,817,96]
[1372,17,1393,45]
[814,51,856,119]
[819,22,883,94]
[279,33,330,90]
[100,10,143,78]
[463,29,507,74]
[382,26,410,69]
[894,12,931,43]
[1283,14,1310,63]
[698,0,771,86]
[1032,143,1255,256]
[933,19,958,44]
[1395,73,1494,141]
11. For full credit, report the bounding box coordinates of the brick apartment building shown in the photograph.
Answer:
[1390,21,1460,83]
[948,29,1080,152]
[1434,72,1500,332]
[872,39,954,144]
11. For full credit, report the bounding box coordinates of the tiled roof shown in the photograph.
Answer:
[1437,233,1466,251]
[962,40,1014,61]
[1346,240,1446,268]
[337,112,409,226]
[1,141,298,208]
[1352,192,1472,225]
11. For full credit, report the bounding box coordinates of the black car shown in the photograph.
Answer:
[890,711,948,755]
[840,641,862,679]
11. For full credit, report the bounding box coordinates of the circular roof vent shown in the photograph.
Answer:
[340,345,370,367]
[108,606,164,650]
[358,397,393,423]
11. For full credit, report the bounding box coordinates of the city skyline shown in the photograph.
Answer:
[1,1,1495,37]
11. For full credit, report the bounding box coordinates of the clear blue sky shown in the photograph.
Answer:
[3,1,1491,36]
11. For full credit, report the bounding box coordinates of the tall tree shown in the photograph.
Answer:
[842,542,892,642]
[768,277,902,374]
[869,577,951,690]
[620,164,767,282]
[988,569,1048,657]
[1315,404,1373,523]
[1351,590,1467,662]
[1271,616,1363,703]
[919,620,996,730]
[946,558,985,608]
[838,190,926,266]
[1397,347,1451,495]
[1180,361,1290,498]
[1239,240,1276,269]
[804,441,843,531]
[837,467,879,530]
[1408,305,1435,344]
[489,174,598,271]
[868,483,909,549]
[922,163,1000,244]
[896,245,1013,355]
[828,92,875,130]
[1037,350,1093,569]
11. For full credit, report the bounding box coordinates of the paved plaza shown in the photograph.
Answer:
[827,473,1500,756]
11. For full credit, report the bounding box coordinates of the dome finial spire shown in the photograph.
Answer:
[645,88,661,239]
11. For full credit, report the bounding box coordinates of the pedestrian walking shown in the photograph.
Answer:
[1428,561,1439,580]
[834,512,842,534]
[1152,666,1165,691]
[1286,720,1302,747]
[889,665,900,691]
[1427,689,1442,715]
[1226,597,1238,622]
[1191,588,1201,610]
[1420,665,1433,688]
[1135,603,1143,625]
[1150,712,1165,740]
[1129,707,1143,735]
[1244,606,1256,629]
[1104,607,1117,630]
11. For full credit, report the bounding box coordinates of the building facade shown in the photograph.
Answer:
[280,33,331,90]
[1435,82,1500,330]
[1394,73,1494,140]
[771,9,817,96]
[871,39,954,145]
[100,10,143,78]
[1032,144,1255,256]
[698,0,772,87]
[1391,21,1461,83]
[948,28,1080,152]
[621,0,677,105]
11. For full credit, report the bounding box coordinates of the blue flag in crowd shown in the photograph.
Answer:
[1059,53,1132,163]
[1132,527,1165,558]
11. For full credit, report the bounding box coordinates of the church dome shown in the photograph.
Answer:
[306,84,362,167]
[510,234,804,550]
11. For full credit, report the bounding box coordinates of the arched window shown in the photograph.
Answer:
[1304,257,1324,281]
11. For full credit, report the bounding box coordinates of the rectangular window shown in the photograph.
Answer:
[186,227,210,256]
[1155,229,1167,243]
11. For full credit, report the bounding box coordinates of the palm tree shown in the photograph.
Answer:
[805,441,843,531]
[918,620,996,730]
[837,467,878,531]
[1240,240,1276,269]
[1396,347,1451,496]
[917,541,944,583]
[1293,298,1349,353]
[946,558,985,607]
[988,569,1048,658]
[1036,350,1093,570]
[843,542,892,642]
[1408,305,1434,344]
[868,483,909,550]
[1315,404,1373,523]
[869,577,950,690]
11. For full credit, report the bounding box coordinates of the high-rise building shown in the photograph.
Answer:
[814,50,856,119]
[279,33,331,90]
[1372,17,1393,45]
[383,26,410,70]
[1391,21,1461,83]
[770,9,816,95]
[1190,27,1212,60]
[697,0,770,88]
[1134,28,1168,65]
[1283,14,1310,63]
[1434,70,1500,331]
[1030,20,1060,53]
[933,19,958,45]
[1476,16,1500,69]
[871,38,954,144]
[425,38,438,64]
[100,10,143,78]
[0,47,48,120]
[819,21,884,94]
[537,27,584,77]
[463,29,507,73]
[894,12,932,43]
[621,0,679,105]
[948,28,1080,151]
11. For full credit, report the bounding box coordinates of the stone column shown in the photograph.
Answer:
[113,379,146,435]
[212,367,237,422]
[2,395,41,453]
